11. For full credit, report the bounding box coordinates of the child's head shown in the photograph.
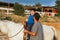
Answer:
[30,9,35,15]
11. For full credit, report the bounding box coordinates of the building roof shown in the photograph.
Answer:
[24,6,54,10]
[0,2,14,7]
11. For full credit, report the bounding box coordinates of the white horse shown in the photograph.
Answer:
[0,20,57,40]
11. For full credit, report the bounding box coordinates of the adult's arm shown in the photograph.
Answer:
[24,23,38,36]
[24,29,36,36]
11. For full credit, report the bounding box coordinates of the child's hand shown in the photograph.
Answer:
[24,29,28,33]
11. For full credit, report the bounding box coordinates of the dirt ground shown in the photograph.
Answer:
[42,22,60,30]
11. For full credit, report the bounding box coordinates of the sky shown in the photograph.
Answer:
[0,0,56,6]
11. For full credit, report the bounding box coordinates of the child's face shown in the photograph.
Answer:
[30,10,35,15]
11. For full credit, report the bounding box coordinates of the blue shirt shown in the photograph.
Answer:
[27,15,34,24]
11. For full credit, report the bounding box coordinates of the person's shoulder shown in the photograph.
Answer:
[29,15,33,18]
[34,22,40,26]
[28,15,31,18]
[37,22,40,24]
[29,15,32,17]
[37,22,42,26]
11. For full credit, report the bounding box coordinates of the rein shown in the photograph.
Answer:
[8,27,24,38]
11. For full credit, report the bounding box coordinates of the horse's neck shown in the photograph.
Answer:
[7,22,23,31]
[6,22,24,36]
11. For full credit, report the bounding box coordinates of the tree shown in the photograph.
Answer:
[35,2,41,6]
[54,1,60,16]
[13,2,24,16]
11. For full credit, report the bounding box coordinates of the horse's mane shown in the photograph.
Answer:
[1,20,23,26]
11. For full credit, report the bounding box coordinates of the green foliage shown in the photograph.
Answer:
[0,14,12,21]
[35,2,41,6]
[4,16,12,21]
[55,1,60,16]
[0,14,5,20]
[13,2,24,16]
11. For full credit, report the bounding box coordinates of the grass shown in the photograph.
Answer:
[0,14,60,23]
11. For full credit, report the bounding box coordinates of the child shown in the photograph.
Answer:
[26,9,35,40]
